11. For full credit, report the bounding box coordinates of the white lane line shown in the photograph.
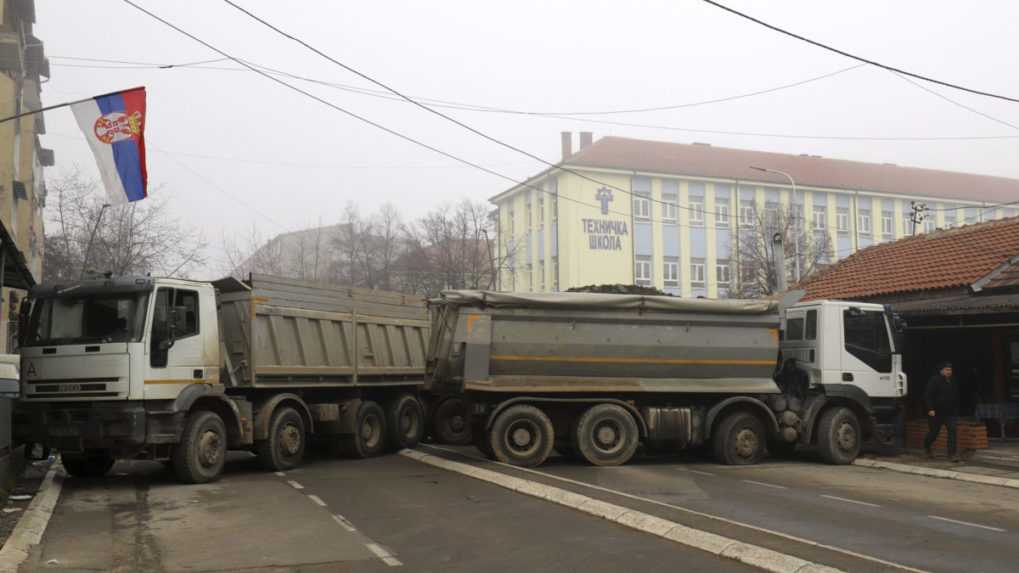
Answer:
[332,514,357,532]
[308,494,327,507]
[274,471,286,477]
[287,480,304,490]
[366,542,403,567]
[820,495,881,508]
[742,479,787,490]
[682,469,716,477]
[927,515,1006,533]
[420,445,929,573]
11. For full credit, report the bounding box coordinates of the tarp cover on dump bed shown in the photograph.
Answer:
[437,290,777,315]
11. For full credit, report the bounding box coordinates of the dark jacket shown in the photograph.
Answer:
[924,374,959,416]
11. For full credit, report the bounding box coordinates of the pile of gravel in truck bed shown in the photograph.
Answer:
[566,284,674,296]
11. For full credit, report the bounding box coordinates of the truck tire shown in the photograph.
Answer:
[573,404,639,466]
[386,394,424,450]
[173,410,227,484]
[489,405,554,467]
[431,398,472,445]
[61,450,115,478]
[256,406,306,471]
[337,401,387,459]
[816,407,861,465]
[712,411,766,465]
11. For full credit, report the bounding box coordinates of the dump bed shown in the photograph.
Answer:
[427,290,782,395]
[218,275,428,388]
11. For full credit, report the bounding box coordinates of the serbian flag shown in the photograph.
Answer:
[71,87,148,204]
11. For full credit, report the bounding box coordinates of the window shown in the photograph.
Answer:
[26,292,150,346]
[740,205,755,226]
[151,288,200,368]
[924,217,936,233]
[858,213,871,234]
[635,258,652,284]
[786,318,804,341]
[662,200,678,222]
[813,208,826,230]
[717,203,730,226]
[843,309,892,372]
[836,210,849,232]
[765,203,779,229]
[902,213,914,235]
[539,262,545,291]
[881,213,894,235]
[537,196,545,227]
[690,201,704,225]
[551,257,559,291]
[716,263,731,285]
[527,265,533,291]
[805,309,817,340]
[633,196,651,219]
[691,262,705,284]
[525,201,532,230]
[508,209,515,236]
[663,261,679,283]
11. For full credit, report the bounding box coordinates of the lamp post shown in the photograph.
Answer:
[750,166,800,283]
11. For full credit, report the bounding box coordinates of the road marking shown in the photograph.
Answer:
[927,515,1006,533]
[741,480,787,490]
[420,445,929,573]
[366,543,403,567]
[287,480,304,490]
[820,495,881,508]
[308,494,327,507]
[403,449,842,573]
[332,514,357,532]
[682,469,716,477]
[274,472,286,477]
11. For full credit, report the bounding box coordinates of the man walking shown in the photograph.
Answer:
[924,362,960,462]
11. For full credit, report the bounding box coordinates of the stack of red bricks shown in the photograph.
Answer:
[905,419,989,452]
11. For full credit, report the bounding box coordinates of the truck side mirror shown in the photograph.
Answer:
[158,306,188,350]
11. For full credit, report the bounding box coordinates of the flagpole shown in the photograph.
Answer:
[0,86,146,125]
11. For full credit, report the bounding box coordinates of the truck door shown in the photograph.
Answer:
[146,287,205,395]
[840,308,896,398]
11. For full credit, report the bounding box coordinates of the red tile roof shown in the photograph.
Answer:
[566,137,1019,203]
[800,216,1019,300]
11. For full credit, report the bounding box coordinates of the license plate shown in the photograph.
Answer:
[58,383,82,393]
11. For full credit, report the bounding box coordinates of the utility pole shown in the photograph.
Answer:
[750,166,799,282]
[772,232,787,293]
[910,201,927,236]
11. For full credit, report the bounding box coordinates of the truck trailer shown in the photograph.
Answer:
[425,291,906,467]
[14,274,429,483]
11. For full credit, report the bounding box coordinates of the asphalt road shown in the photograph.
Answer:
[20,451,751,573]
[421,445,1019,573]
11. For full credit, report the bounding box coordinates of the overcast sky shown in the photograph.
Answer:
[35,0,1019,278]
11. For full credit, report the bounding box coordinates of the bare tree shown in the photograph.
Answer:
[736,204,832,298]
[43,169,207,282]
[403,200,498,294]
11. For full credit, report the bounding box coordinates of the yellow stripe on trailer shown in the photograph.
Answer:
[490,355,775,366]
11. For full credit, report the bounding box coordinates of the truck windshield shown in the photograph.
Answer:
[25,293,150,346]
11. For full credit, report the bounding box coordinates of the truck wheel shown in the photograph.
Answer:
[573,404,639,466]
[713,411,766,465]
[489,405,554,467]
[173,410,227,484]
[817,407,861,465]
[337,401,387,459]
[61,450,115,478]
[256,406,306,471]
[386,394,424,450]
[431,398,472,445]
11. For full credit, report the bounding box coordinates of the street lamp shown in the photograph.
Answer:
[750,166,800,283]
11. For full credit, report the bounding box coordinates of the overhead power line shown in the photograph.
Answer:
[118,0,698,229]
[701,0,1019,104]
[49,55,1019,143]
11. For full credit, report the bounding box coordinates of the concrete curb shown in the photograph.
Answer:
[853,458,1019,490]
[0,461,64,573]
[401,449,843,573]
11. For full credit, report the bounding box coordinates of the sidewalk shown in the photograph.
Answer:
[856,441,1019,489]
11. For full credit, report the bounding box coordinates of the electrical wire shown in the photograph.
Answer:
[700,0,1019,104]
[48,56,1019,142]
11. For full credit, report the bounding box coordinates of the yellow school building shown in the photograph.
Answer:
[491,133,1019,297]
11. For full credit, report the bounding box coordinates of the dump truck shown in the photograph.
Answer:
[425,291,906,467]
[14,274,429,483]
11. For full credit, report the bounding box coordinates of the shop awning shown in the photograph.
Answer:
[0,218,35,291]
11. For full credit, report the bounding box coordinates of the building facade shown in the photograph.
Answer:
[492,134,1019,297]
[0,0,49,342]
